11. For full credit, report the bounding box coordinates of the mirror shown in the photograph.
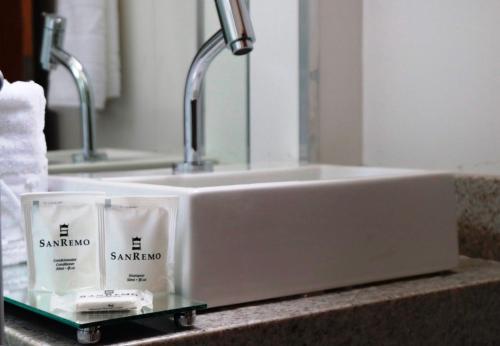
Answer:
[46,0,249,170]
[43,0,318,172]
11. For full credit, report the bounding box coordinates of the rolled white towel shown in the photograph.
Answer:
[0,181,27,266]
[0,119,44,137]
[0,79,48,266]
[0,81,45,133]
[0,156,48,176]
[0,136,47,157]
[0,80,48,172]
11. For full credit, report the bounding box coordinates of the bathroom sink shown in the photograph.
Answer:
[47,148,180,174]
[50,165,459,307]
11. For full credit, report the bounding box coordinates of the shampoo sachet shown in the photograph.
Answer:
[103,196,178,294]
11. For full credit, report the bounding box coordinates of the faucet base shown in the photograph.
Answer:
[173,160,214,174]
[72,151,108,163]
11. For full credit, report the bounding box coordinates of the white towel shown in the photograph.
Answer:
[1,181,27,266]
[0,80,48,266]
[0,81,45,134]
[0,137,47,158]
[48,0,121,110]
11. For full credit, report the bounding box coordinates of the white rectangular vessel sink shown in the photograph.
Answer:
[50,165,459,307]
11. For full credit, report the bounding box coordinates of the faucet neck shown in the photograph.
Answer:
[50,49,99,162]
[176,30,226,173]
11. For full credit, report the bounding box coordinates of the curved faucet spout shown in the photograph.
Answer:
[180,30,226,172]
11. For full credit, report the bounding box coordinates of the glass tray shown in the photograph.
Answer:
[3,264,207,329]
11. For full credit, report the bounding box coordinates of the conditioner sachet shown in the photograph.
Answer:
[21,192,105,293]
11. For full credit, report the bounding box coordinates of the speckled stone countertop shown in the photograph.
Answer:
[456,174,500,260]
[5,256,500,345]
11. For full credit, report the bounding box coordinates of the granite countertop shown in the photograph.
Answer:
[456,174,500,260]
[5,256,500,345]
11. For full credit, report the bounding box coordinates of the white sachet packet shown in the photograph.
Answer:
[21,192,105,293]
[51,289,153,313]
[102,196,178,295]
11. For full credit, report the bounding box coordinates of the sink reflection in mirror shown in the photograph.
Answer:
[47,148,182,175]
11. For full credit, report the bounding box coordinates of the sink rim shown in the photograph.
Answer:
[54,164,454,193]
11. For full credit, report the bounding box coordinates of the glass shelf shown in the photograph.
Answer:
[3,264,207,329]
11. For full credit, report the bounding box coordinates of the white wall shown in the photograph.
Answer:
[363,0,500,170]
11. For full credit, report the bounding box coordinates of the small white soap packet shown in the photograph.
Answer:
[51,289,153,313]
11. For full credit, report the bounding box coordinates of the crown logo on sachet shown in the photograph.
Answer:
[59,224,69,237]
[132,237,142,251]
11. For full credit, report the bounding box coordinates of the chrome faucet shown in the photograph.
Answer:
[0,70,4,91]
[40,14,106,162]
[174,0,256,173]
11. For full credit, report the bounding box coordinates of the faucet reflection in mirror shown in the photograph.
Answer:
[40,14,106,163]
[174,0,256,173]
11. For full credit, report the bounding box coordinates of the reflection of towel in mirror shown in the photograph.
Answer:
[1,181,26,267]
[0,80,48,266]
[48,0,121,110]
